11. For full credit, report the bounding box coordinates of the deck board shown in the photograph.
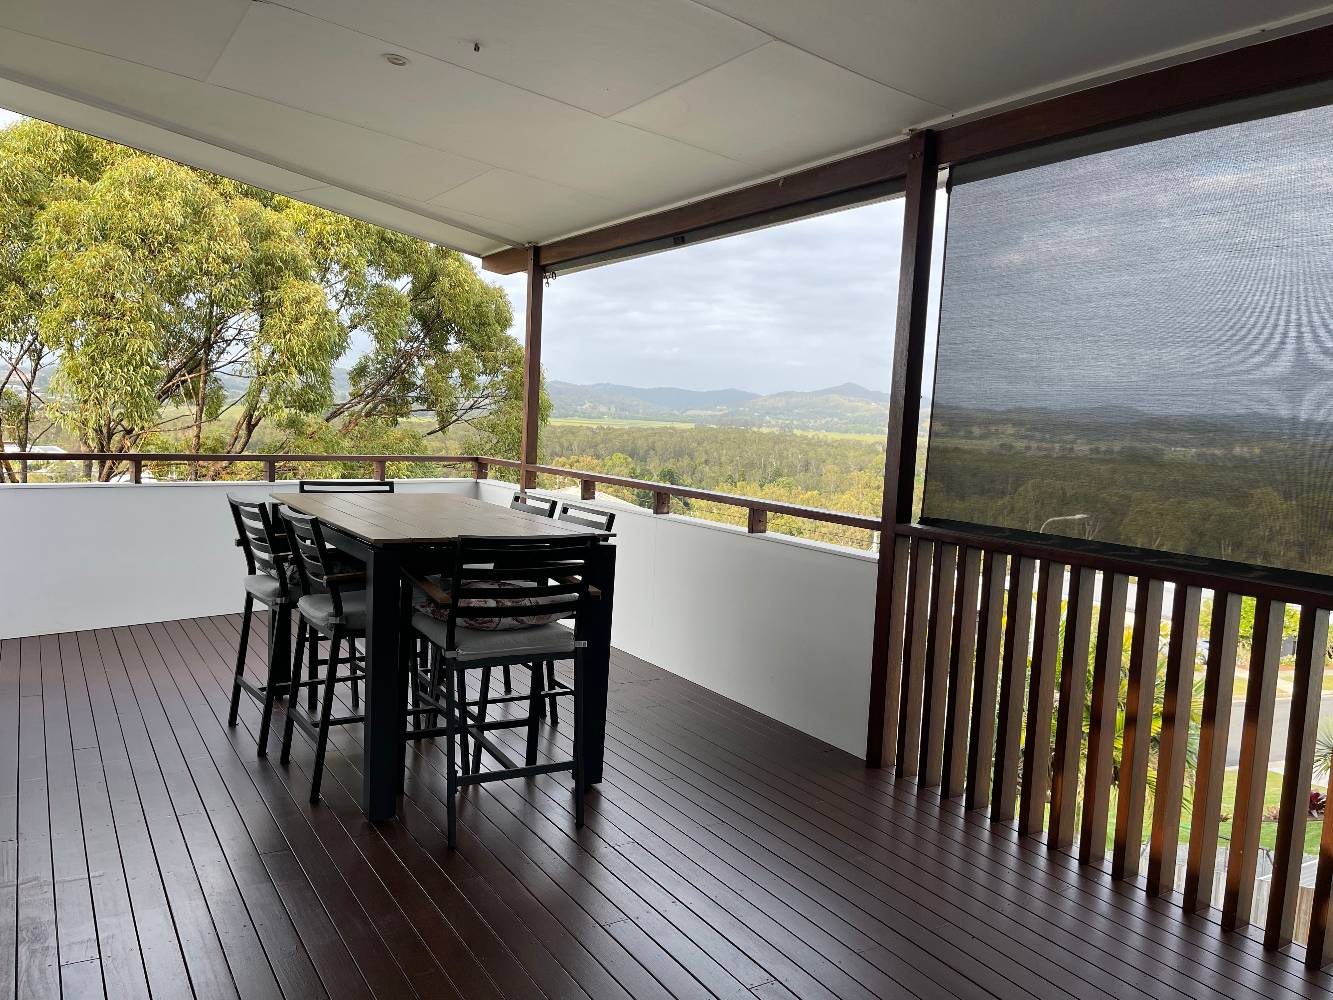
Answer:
[0,614,1328,999]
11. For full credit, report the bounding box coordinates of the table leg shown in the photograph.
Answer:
[583,544,616,786]
[363,545,406,821]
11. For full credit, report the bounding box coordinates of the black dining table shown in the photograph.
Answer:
[273,490,616,821]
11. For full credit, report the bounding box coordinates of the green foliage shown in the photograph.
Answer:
[536,423,885,547]
[0,118,529,479]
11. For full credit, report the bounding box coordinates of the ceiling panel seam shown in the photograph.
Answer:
[685,0,951,108]
[0,57,518,247]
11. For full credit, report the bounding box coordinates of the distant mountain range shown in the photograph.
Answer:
[218,366,351,401]
[548,380,891,434]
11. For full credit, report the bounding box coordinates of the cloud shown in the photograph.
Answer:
[481,198,910,394]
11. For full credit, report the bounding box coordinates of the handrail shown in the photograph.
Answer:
[898,520,1333,607]
[528,462,880,532]
[0,451,879,540]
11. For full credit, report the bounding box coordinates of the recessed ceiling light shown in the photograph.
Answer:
[383,53,409,67]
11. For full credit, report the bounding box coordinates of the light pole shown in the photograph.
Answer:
[1040,513,1090,535]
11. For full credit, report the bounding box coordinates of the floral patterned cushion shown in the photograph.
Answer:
[414,578,568,630]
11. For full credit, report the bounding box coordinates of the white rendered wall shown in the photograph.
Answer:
[0,478,480,640]
[478,481,876,756]
[0,476,876,756]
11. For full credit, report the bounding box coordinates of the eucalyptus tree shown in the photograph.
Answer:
[0,118,528,481]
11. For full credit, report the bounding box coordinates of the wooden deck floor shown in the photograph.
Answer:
[1,615,1331,1000]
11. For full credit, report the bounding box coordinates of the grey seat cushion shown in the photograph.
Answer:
[298,591,368,633]
[243,573,289,606]
[411,611,575,663]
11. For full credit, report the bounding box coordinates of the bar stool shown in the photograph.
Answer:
[510,491,557,518]
[278,509,369,802]
[408,534,597,846]
[226,495,297,756]
[532,502,618,725]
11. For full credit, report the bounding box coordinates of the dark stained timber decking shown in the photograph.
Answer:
[2,614,1332,998]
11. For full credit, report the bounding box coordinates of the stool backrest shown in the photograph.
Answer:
[557,501,615,532]
[228,495,290,598]
[509,492,557,518]
[279,510,361,619]
[298,479,394,493]
[444,535,598,650]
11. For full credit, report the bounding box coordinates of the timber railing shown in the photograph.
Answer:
[881,520,1333,966]
[0,451,879,540]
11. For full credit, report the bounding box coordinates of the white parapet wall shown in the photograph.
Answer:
[0,476,876,757]
[0,478,481,640]
[478,480,876,757]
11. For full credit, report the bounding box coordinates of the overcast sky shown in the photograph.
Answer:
[490,200,914,394]
[2,105,944,395]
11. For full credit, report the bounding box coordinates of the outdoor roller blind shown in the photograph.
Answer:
[922,97,1333,576]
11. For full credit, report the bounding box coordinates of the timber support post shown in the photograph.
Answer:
[866,129,939,768]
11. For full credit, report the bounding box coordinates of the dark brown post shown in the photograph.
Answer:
[653,491,670,515]
[747,508,768,534]
[130,458,142,484]
[866,129,938,767]
[580,479,596,500]
[474,458,489,480]
[372,459,387,482]
[264,459,276,483]
[520,246,543,490]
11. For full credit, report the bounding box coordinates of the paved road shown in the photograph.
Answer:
[1226,693,1333,767]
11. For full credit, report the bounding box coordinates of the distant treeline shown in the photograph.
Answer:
[537,424,887,548]
[923,405,1333,575]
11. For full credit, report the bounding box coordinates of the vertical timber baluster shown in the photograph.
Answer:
[1309,711,1333,968]
[1223,598,1284,931]
[966,550,1007,811]
[1112,577,1164,880]
[920,544,958,786]
[897,540,934,778]
[1049,566,1094,851]
[1019,561,1065,837]
[1081,572,1128,866]
[878,536,912,771]
[992,556,1036,823]
[943,547,982,799]
[1147,584,1201,897]
[1266,606,1328,948]
[1184,591,1241,913]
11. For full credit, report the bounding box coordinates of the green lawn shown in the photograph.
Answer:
[1173,767,1323,856]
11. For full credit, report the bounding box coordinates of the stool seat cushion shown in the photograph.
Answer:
[298,591,368,633]
[412,612,575,663]
[243,573,289,606]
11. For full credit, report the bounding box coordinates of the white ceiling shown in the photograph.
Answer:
[0,0,1329,257]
